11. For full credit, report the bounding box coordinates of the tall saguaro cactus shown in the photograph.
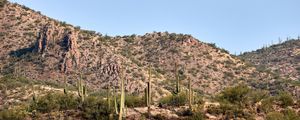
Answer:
[188,78,193,110]
[148,66,152,105]
[77,74,86,102]
[175,62,180,94]
[145,87,149,106]
[107,85,111,111]
[114,88,119,115]
[118,67,125,120]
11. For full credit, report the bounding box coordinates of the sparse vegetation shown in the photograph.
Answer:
[0,2,299,119]
[159,92,188,107]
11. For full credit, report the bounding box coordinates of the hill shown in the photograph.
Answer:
[241,39,300,81]
[0,1,273,96]
[1,1,299,119]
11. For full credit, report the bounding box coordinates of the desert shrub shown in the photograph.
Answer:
[57,94,78,110]
[29,93,79,113]
[82,96,112,120]
[0,108,27,120]
[30,93,61,113]
[186,111,205,120]
[282,109,300,120]
[276,91,294,108]
[206,103,252,119]
[245,90,269,106]
[266,112,284,120]
[153,114,168,120]
[125,94,145,107]
[259,97,275,113]
[159,92,187,106]
[218,85,250,106]
[0,75,31,89]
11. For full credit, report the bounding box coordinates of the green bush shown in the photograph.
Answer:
[81,96,114,120]
[245,90,269,105]
[259,97,275,113]
[29,93,79,113]
[266,112,284,120]
[0,107,27,120]
[125,94,145,107]
[30,93,60,113]
[206,103,251,119]
[218,85,250,105]
[276,91,294,108]
[159,92,187,106]
[186,110,205,120]
[57,94,78,110]
[282,109,300,120]
[0,75,31,90]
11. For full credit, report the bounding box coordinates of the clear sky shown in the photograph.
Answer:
[9,0,300,54]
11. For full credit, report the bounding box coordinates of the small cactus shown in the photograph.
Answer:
[63,76,68,95]
[32,85,36,103]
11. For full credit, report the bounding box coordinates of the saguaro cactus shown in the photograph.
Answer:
[148,66,152,105]
[114,88,119,114]
[145,87,149,106]
[188,78,193,110]
[175,62,180,94]
[107,86,111,111]
[118,68,125,120]
[63,76,68,95]
[77,74,86,102]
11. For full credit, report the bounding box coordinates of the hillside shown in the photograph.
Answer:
[1,1,300,120]
[0,1,273,96]
[241,39,300,81]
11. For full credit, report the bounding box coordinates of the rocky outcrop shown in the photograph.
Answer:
[34,24,53,53]
[61,31,80,73]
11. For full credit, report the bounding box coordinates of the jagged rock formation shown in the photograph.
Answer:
[60,31,80,73]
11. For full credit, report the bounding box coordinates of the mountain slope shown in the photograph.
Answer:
[0,2,275,98]
[1,1,300,119]
[241,39,300,80]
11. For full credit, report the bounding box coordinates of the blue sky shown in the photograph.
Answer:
[9,0,300,54]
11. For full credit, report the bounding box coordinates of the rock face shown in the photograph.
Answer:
[60,31,80,73]
[34,25,50,53]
